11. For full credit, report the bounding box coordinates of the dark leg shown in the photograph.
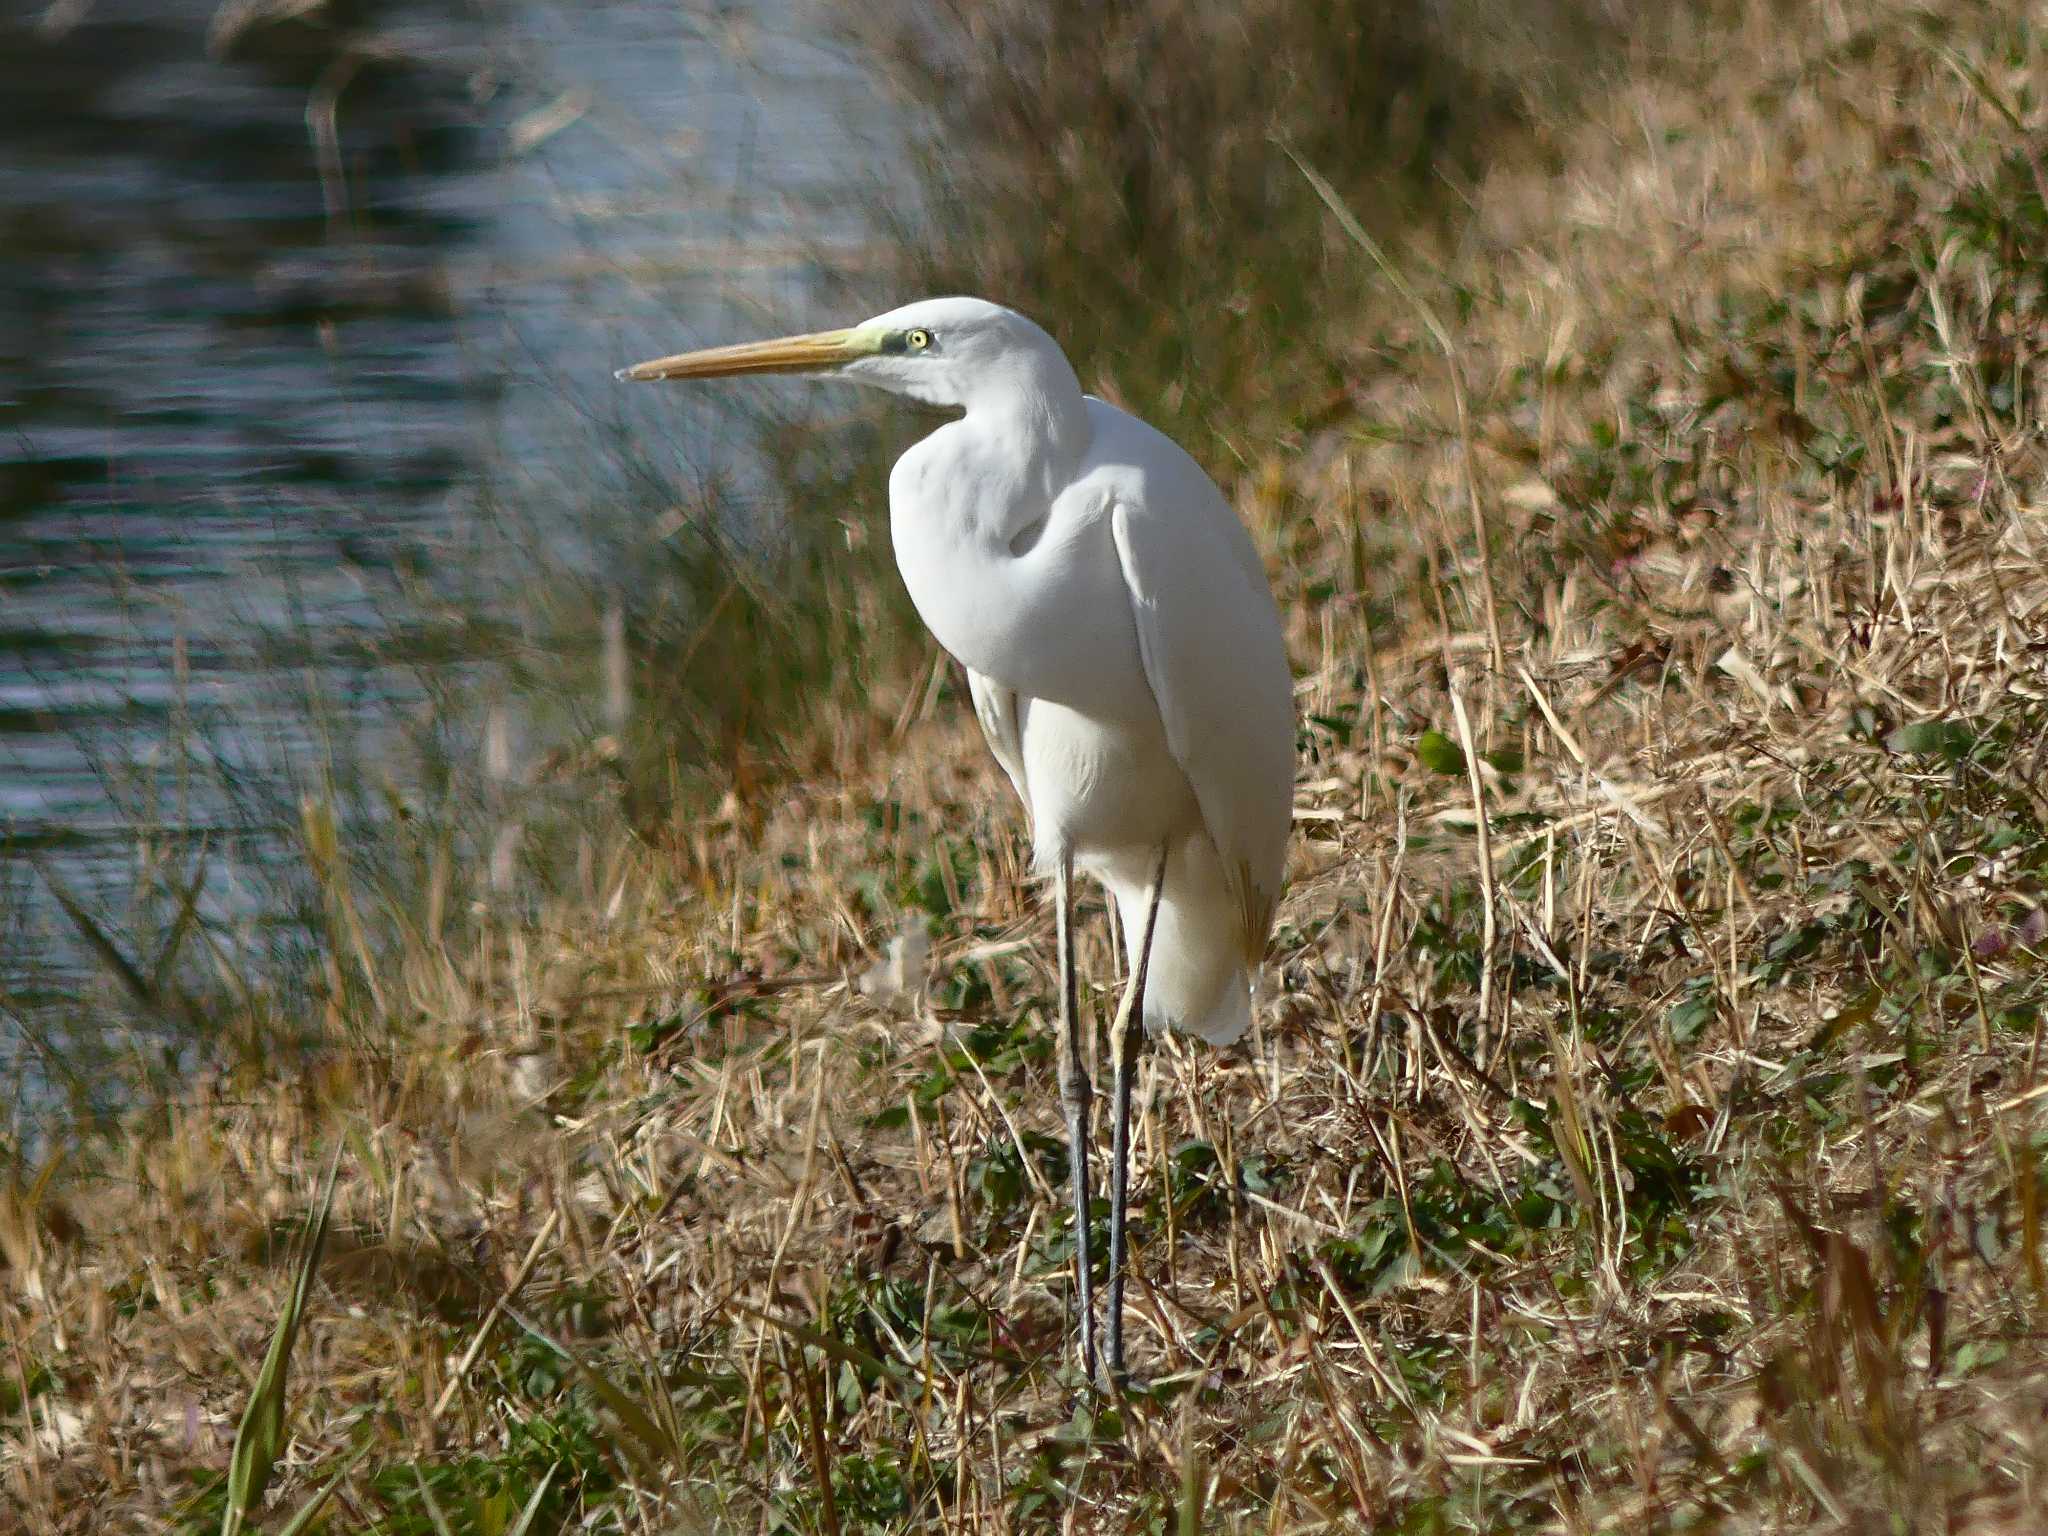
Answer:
[1106,843,1170,1387]
[1054,851,1097,1385]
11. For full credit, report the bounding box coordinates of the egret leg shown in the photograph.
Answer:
[1054,852,1097,1385]
[1106,843,1170,1387]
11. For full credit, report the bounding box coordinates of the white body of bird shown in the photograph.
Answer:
[620,295,1293,1382]
[912,389,1294,1045]
[869,303,1291,1043]
[625,296,1293,1039]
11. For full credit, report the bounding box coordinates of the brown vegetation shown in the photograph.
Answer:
[4,0,2047,1530]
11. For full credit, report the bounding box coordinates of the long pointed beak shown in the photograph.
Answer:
[614,327,864,383]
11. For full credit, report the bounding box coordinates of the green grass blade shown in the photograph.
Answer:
[728,1299,901,1384]
[411,1464,460,1536]
[273,1440,372,1536]
[504,1463,560,1536]
[505,1308,675,1478]
[1178,1411,1204,1536]
[220,1151,341,1536]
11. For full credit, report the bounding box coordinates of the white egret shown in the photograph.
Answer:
[619,297,1293,1385]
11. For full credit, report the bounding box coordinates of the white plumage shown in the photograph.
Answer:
[870,301,1292,1041]
[620,295,1294,1386]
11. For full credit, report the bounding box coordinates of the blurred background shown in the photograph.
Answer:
[0,0,1596,1123]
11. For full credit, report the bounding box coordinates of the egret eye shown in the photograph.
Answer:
[906,328,932,351]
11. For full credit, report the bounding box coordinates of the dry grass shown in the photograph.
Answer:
[5,0,2048,1530]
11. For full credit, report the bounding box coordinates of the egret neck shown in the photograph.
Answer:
[888,358,1158,723]
[887,318,1089,548]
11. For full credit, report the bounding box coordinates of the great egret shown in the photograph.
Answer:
[619,297,1293,1385]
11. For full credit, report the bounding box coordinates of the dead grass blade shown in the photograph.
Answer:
[35,856,204,1034]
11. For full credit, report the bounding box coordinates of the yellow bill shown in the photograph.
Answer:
[614,327,870,382]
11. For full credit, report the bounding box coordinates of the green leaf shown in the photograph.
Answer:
[1884,719,1975,758]
[1667,984,1718,1044]
[1415,730,1468,775]
[1954,1338,2009,1376]
[505,1309,677,1479]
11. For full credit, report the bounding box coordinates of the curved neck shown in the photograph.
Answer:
[957,353,1092,509]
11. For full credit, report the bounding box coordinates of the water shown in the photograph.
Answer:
[0,0,902,1084]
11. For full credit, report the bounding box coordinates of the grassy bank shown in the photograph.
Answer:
[6,0,2048,1530]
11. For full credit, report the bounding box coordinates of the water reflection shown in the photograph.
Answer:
[3,0,489,833]
[0,0,899,1081]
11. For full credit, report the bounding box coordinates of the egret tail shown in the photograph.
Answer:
[1099,834,1254,1047]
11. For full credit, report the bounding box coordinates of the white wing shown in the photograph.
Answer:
[1109,491,1294,964]
[966,668,1030,816]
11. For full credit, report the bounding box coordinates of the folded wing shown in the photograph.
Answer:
[1109,498,1293,964]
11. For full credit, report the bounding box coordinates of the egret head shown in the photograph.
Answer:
[617,296,1078,411]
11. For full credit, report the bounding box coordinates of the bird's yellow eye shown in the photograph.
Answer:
[906,328,932,350]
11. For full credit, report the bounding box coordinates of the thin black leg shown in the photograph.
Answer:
[1054,852,1097,1385]
[1106,843,1169,1387]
